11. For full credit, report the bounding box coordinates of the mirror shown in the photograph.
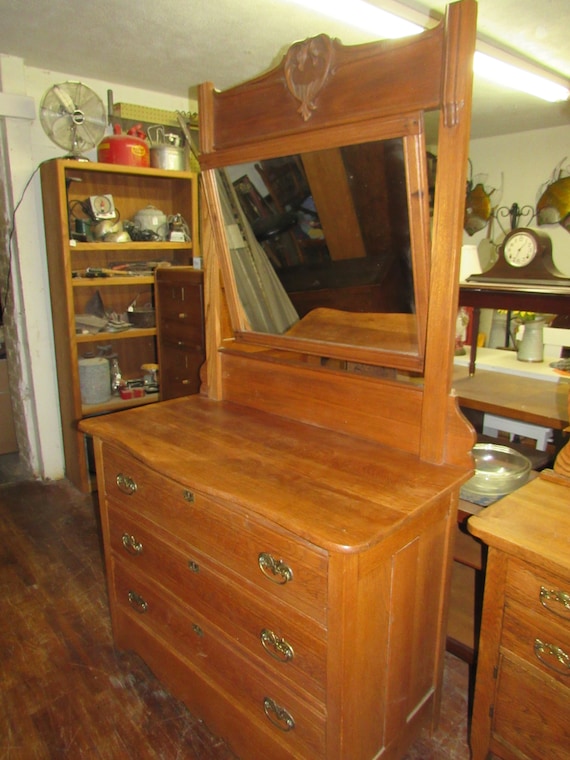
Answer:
[199,6,475,375]
[206,121,432,371]
[226,138,416,321]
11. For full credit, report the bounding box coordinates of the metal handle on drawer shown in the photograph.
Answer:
[260,629,294,663]
[263,697,295,732]
[127,591,148,614]
[121,533,143,556]
[534,638,570,675]
[540,586,570,619]
[258,553,293,585]
[116,473,137,495]
[178,312,188,319]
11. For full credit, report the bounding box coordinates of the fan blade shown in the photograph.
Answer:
[50,115,77,148]
[53,84,76,115]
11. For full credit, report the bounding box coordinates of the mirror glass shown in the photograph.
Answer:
[217,132,431,370]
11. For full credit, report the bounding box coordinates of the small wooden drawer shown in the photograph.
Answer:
[159,342,203,386]
[160,315,204,347]
[103,445,329,624]
[107,507,327,699]
[506,559,570,624]
[156,270,202,314]
[159,343,203,399]
[113,560,327,760]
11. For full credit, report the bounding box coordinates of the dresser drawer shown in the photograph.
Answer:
[103,445,328,624]
[502,598,570,689]
[506,559,570,625]
[107,505,327,699]
[113,559,326,759]
[491,654,570,760]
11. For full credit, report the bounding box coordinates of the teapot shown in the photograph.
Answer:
[132,205,169,240]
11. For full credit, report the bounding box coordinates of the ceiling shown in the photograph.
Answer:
[0,0,568,139]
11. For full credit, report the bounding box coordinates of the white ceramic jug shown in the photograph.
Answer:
[517,320,544,362]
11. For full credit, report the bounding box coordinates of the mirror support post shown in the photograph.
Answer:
[420,0,477,463]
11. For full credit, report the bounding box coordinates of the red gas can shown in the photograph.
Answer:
[97,124,150,167]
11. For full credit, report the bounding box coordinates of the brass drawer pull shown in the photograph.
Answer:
[534,638,570,675]
[188,560,200,573]
[263,697,295,732]
[540,586,570,619]
[116,473,137,495]
[178,312,188,319]
[260,629,294,663]
[127,591,148,614]
[121,533,143,556]
[258,553,293,585]
[192,623,204,637]
[183,489,195,504]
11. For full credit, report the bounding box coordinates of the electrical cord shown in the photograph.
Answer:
[2,158,51,321]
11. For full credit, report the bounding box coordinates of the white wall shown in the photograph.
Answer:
[462,124,570,274]
[1,54,196,481]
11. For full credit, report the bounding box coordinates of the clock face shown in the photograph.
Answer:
[503,231,537,268]
[89,194,115,220]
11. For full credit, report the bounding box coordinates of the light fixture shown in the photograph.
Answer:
[474,43,569,103]
[283,0,570,103]
[283,0,422,38]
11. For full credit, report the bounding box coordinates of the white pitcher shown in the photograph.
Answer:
[516,320,544,362]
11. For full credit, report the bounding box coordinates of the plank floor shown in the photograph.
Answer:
[0,476,471,759]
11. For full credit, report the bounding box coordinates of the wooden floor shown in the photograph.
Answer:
[0,474,472,759]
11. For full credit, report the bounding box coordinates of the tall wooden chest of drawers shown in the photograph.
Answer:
[81,394,468,760]
[468,476,570,760]
[155,267,205,401]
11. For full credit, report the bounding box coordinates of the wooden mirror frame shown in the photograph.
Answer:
[199,0,476,452]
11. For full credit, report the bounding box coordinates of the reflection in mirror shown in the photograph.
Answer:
[224,138,415,328]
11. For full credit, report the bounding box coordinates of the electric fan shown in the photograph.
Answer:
[39,81,107,160]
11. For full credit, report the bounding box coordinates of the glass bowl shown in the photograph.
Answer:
[461,443,531,500]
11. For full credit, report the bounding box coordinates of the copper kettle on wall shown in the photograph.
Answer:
[537,174,570,230]
[464,161,495,236]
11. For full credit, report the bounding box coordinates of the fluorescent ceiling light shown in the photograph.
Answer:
[283,0,570,103]
[474,51,569,103]
[284,0,422,38]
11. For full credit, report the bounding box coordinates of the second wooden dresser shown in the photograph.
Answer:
[469,475,570,760]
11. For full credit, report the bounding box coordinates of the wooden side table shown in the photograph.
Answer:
[468,475,570,760]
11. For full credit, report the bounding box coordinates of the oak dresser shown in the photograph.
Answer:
[469,474,570,760]
[81,381,471,760]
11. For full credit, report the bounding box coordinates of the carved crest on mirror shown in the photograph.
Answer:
[284,34,336,121]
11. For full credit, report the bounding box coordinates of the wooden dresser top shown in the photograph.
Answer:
[81,395,467,554]
[468,475,570,575]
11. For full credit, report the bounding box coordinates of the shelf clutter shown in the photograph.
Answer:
[40,159,201,492]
